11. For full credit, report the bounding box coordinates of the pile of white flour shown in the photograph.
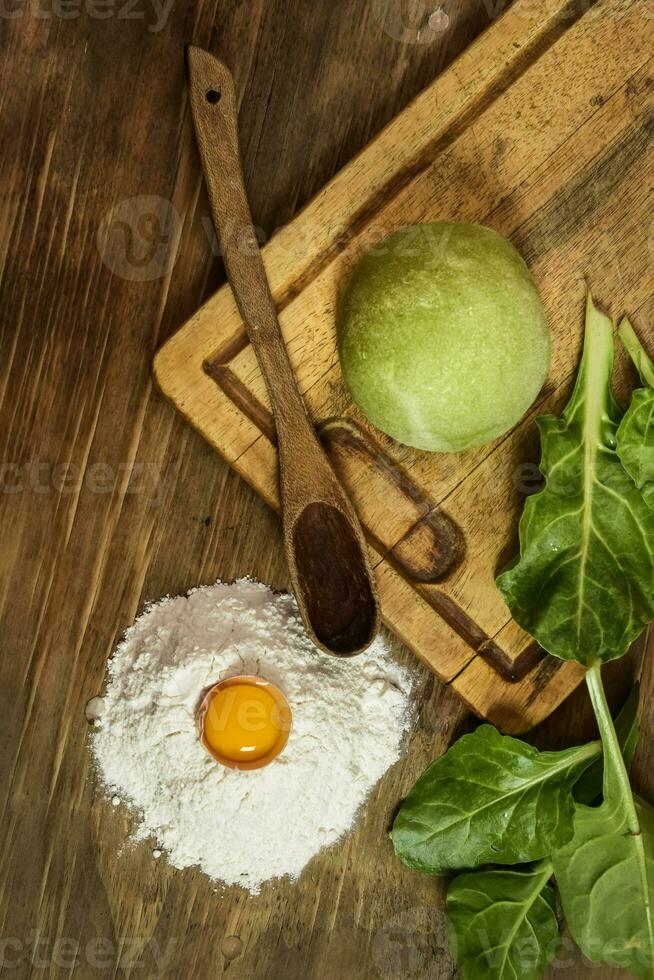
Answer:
[91,579,413,893]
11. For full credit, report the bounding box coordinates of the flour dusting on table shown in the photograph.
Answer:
[91,579,413,893]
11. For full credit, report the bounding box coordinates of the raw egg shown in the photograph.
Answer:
[197,675,292,770]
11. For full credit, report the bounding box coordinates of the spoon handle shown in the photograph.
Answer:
[186,46,380,656]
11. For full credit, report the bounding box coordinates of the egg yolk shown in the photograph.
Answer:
[203,682,282,764]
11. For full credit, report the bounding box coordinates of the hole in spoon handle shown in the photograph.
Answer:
[291,502,379,656]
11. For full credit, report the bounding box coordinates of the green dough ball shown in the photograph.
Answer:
[337,222,550,453]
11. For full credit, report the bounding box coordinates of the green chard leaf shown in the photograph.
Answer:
[447,860,559,980]
[497,295,654,665]
[390,724,598,874]
[553,666,654,978]
[442,688,640,980]
[616,318,654,509]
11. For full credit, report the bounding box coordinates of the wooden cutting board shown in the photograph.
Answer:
[154,0,654,733]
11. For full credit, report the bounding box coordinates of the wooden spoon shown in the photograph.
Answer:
[185,46,380,656]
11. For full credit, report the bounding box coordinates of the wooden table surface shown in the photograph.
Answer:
[1,2,652,977]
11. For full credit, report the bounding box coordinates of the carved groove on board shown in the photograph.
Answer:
[388,510,465,584]
[479,637,547,684]
[411,586,547,684]
[525,656,566,706]
[207,331,250,367]
[204,361,276,443]
[319,419,466,582]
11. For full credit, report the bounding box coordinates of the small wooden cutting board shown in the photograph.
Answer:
[154,0,654,732]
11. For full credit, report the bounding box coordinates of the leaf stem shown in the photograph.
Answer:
[619,317,654,389]
[585,662,639,834]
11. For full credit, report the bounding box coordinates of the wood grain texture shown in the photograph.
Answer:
[155,0,654,731]
[0,2,650,979]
